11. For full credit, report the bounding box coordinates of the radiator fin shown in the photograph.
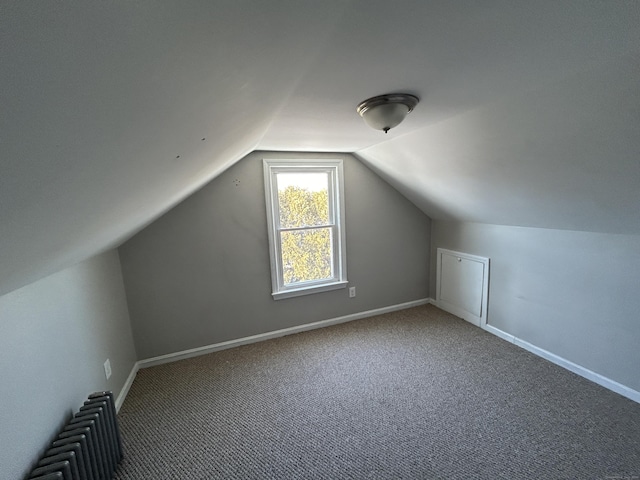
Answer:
[30,392,122,480]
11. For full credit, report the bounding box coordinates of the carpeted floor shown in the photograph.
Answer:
[114,305,640,479]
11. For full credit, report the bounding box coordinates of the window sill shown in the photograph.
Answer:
[272,280,348,300]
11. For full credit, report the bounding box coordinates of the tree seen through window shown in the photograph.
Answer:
[276,175,332,285]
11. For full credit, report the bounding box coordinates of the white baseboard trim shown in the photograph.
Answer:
[138,298,432,370]
[482,323,515,343]
[482,323,640,404]
[115,362,140,412]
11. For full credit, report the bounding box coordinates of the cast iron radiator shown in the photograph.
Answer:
[28,391,123,480]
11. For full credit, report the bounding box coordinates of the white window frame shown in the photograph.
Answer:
[263,159,348,300]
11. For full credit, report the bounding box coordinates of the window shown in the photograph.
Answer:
[263,159,347,299]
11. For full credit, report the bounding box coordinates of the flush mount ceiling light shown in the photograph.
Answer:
[356,93,419,133]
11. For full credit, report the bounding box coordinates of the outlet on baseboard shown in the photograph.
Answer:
[349,286,356,298]
[104,359,112,380]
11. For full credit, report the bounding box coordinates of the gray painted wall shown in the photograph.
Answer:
[119,151,432,359]
[0,250,137,480]
[430,221,640,392]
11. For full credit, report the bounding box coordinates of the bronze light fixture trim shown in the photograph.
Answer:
[356,93,419,133]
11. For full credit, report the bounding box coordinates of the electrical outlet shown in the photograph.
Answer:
[349,286,356,298]
[104,359,112,380]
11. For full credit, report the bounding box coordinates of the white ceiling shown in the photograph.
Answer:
[1,1,639,295]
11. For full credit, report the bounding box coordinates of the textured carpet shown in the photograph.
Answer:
[114,305,640,479]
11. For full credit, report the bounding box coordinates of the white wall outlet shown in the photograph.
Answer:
[104,359,112,380]
[349,286,356,298]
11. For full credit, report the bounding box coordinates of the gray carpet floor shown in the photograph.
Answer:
[114,305,640,479]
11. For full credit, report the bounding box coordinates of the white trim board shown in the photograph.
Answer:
[482,323,640,404]
[115,298,638,411]
[115,361,139,412]
[115,299,430,410]
[137,298,431,369]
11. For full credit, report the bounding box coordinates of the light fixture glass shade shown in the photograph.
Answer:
[361,103,410,132]
[357,93,419,133]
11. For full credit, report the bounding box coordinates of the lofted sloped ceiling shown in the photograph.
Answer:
[1,1,639,295]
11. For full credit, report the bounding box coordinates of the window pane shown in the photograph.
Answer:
[280,228,332,285]
[276,172,329,228]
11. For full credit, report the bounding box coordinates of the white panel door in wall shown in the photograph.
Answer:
[436,248,489,327]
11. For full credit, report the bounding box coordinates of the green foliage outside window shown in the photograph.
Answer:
[278,186,332,284]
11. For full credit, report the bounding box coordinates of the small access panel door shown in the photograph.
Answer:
[436,248,489,327]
